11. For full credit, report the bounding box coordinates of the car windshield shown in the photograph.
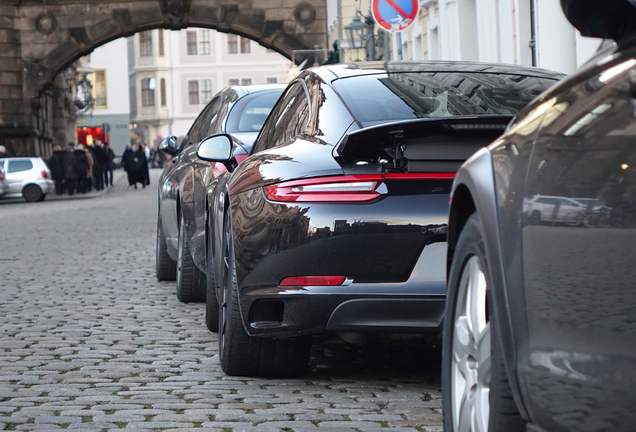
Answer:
[226,90,283,133]
[332,71,559,127]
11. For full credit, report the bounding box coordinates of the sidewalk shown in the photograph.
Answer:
[0,170,127,205]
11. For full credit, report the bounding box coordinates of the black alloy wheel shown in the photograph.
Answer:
[156,216,177,281]
[218,211,311,378]
[176,214,206,303]
[442,213,525,432]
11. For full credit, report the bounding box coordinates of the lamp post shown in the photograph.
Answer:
[344,8,376,61]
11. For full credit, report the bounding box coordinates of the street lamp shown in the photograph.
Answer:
[345,14,367,51]
[344,9,376,61]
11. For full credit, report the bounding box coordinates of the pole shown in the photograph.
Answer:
[395,30,403,60]
[366,15,375,61]
[337,0,344,62]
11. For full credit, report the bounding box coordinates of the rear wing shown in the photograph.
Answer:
[334,116,512,172]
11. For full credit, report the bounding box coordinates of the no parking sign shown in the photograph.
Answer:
[372,0,420,32]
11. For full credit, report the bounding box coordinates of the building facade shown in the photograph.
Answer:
[128,28,293,147]
[397,0,601,74]
[77,38,131,156]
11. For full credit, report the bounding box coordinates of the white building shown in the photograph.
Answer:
[128,28,292,147]
[396,0,602,74]
[78,38,131,156]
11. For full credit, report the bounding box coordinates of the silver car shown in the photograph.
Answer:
[0,157,54,202]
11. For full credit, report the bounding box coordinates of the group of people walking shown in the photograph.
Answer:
[48,141,115,196]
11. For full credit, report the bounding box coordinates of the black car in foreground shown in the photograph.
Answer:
[155,85,284,304]
[198,61,561,377]
[442,1,636,430]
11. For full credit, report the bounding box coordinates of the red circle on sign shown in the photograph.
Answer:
[372,0,419,32]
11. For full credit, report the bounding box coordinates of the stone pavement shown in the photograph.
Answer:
[0,170,443,432]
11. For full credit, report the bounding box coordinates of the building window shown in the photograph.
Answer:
[187,30,211,56]
[160,78,167,106]
[227,35,251,54]
[186,31,197,55]
[199,30,211,55]
[227,35,238,54]
[188,79,213,105]
[141,78,155,106]
[228,78,239,86]
[240,37,251,54]
[241,78,253,86]
[158,29,165,56]
[201,79,212,102]
[87,70,107,108]
[188,80,199,105]
[139,31,153,57]
[266,77,278,84]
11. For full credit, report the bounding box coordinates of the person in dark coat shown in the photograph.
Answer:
[73,145,89,194]
[122,144,135,186]
[48,145,67,195]
[90,143,104,191]
[126,144,149,189]
[64,144,79,195]
[103,143,115,187]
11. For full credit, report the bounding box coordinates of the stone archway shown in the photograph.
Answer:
[0,0,327,155]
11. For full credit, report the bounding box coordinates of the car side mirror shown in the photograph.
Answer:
[159,136,179,156]
[197,134,233,162]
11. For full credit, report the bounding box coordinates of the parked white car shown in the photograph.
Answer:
[0,157,54,202]
[0,166,8,197]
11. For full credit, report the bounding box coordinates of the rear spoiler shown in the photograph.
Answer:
[334,116,512,163]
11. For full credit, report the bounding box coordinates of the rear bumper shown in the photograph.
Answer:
[239,242,448,338]
[243,288,445,338]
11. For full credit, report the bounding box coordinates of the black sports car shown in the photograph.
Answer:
[442,1,636,431]
[155,85,284,304]
[199,62,561,377]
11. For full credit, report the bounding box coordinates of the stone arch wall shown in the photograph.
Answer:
[0,0,327,155]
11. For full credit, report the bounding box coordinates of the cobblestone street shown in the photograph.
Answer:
[0,170,443,432]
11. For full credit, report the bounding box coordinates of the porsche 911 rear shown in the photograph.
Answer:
[230,117,510,338]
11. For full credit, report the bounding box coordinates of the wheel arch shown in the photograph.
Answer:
[450,148,531,421]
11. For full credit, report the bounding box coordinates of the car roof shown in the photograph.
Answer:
[227,84,287,98]
[309,61,564,82]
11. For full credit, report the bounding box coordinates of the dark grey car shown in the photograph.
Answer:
[155,85,284,304]
[442,1,636,431]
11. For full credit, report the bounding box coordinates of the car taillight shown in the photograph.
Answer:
[41,170,49,179]
[263,172,455,203]
[280,276,346,286]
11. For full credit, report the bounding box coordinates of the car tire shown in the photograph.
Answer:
[176,214,206,303]
[23,184,44,202]
[156,217,177,281]
[205,212,220,332]
[442,213,525,432]
[218,211,310,378]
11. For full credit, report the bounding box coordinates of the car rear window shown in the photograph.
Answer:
[226,90,283,133]
[332,72,558,126]
[7,159,33,173]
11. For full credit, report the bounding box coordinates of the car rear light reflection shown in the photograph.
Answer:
[264,172,455,203]
[280,276,346,286]
[41,170,49,179]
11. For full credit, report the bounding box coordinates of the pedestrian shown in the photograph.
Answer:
[122,143,135,187]
[104,143,115,187]
[90,143,104,191]
[47,145,67,195]
[123,144,149,189]
[64,144,78,195]
[73,145,89,194]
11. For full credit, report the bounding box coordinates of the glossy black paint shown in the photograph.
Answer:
[211,62,561,338]
[157,85,284,273]
[449,43,636,430]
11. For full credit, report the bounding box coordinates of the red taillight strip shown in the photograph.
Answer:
[264,172,456,203]
[280,276,346,286]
